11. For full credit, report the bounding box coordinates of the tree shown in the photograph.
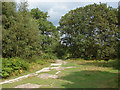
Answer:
[2,2,41,58]
[2,2,18,57]
[30,8,59,57]
[58,3,119,60]
[118,2,120,59]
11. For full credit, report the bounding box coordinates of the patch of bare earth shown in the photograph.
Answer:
[65,66,76,69]
[50,66,64,70]
[37,73,58,79]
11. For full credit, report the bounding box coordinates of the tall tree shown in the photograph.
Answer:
[58,3,119,59]
[2,2,18,57]
[2,2,41,58]
[30,8,59,56]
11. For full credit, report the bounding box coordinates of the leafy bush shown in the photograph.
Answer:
[1,57,30,78]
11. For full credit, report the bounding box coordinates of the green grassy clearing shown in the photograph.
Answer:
[2,59,118,88]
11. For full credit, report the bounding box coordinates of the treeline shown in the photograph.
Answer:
[57,3,119,60]
[2,2,59,59]
[2,2,119,60]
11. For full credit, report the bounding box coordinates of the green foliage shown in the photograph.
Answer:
[30,8,59,56]
[58,3,119,60]
[1,58,30,78]
[55,42,69,59]
[2,2,42,58]
[2,2,59,59]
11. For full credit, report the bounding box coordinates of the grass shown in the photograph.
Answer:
[2,59,118,88]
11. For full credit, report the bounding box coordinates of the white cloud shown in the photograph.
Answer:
[47,5,70,26]
[48,8,57,15]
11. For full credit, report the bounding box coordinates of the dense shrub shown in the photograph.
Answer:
[1,58,30,78]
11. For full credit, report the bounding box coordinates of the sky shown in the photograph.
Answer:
[15,0,119,26]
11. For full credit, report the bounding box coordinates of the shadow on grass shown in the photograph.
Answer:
[60,70,118,88]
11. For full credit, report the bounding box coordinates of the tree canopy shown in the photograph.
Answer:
[30,8,59,58]
[2,2,59,59]
[58,3,119,60]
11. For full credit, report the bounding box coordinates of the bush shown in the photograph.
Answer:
[35,59,47,65]
[1,57,30,78]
